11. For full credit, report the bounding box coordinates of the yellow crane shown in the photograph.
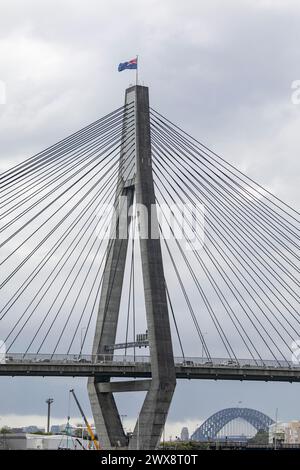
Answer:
[70,389,100,450]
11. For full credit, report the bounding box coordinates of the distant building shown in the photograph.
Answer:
[285,421,300,443]
[50,425,61,434]
[269,421,300,444]
[22,426,45,434]
[58,423,75,433]
[180,427,189,441]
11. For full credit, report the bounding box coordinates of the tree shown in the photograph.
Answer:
[248,429,269,445]
[0,427,12,434]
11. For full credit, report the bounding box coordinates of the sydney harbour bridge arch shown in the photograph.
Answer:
[191,408,274,441]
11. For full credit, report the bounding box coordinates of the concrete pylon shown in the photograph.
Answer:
[88,85,176,450]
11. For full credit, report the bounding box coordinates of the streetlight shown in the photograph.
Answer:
[274,408,278,450]
[201,332,208,361]
[46,398,54,433]
[80,327,87,355]
[120,414,127,429]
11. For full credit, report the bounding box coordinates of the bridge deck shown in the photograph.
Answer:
[1,355,300,382]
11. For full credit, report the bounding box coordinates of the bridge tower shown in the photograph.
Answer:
[88,85,176,450]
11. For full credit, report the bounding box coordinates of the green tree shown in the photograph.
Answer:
[0,427,12,434]
[248,429,269,445]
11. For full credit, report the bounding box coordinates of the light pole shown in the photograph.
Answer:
[137,415,140,450]
[274,408,278,450]
[80,327,87,355]
[46,398,54,433]
[201,332,208,361]
[120,414,127,430]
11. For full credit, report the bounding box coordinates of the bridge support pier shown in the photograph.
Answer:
[128,382,175,450]
[88,85,176,450]
[88,379,128,448]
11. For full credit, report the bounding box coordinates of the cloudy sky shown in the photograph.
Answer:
[0,0,300,438]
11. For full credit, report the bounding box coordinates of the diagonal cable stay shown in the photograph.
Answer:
[150,108,299,364]
[0,104,136,354]
[0,102,299,365]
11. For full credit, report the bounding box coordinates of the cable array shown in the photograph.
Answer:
[1,101,299,364]
[150,108,299,363]
[0,104,135,354]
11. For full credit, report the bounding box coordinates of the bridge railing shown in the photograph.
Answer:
[2,353,151,365]
[1,353,298,369]
[175,356,297,369]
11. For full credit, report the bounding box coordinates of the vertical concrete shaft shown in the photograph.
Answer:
[88,88,135,449]
[87,187,132,448]
[128,85,176,450]
[88,86,176,450]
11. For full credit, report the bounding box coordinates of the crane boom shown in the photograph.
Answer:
[70,389,100,450]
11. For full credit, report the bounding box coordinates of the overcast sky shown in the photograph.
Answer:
[0,0,300,437]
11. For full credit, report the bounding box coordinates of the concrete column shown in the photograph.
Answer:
[88,85,176,450]
[129,86,176,449]
[87,88,135,449]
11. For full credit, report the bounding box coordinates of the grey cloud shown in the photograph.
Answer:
[0,0,299,426]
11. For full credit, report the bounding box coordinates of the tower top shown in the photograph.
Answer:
[121,85,150,188]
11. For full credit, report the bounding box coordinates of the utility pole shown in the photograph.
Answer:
[46,398,54,433]
[274,408,278,450]
[120,414,127,429]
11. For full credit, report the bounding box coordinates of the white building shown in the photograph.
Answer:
[50,425,61,434]
[0,433,92,450]
[269,421,300,444]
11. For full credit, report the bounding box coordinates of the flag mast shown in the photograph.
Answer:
[136,55,139,85]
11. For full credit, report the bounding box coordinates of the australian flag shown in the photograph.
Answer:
[118,57,137,72]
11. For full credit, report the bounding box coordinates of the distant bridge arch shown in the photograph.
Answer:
[191,408,274,440]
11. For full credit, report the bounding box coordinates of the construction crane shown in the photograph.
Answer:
[69,389,100,450]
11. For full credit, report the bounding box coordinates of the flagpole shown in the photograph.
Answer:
[136,55,138,86]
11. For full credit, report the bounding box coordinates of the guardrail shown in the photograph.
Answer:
[1,353,298,369]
